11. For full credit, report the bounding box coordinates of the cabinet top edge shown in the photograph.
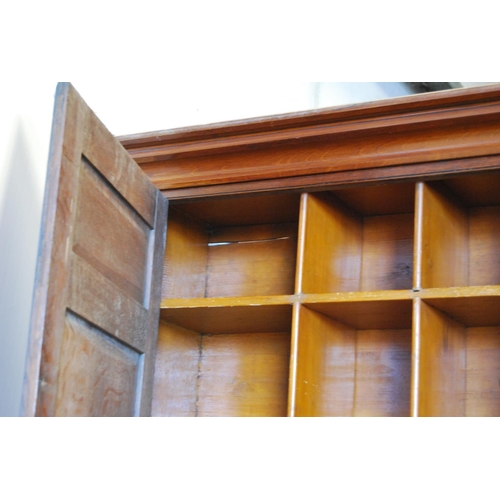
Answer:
[118,84,500,150]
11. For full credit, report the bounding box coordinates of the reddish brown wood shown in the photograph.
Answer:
[118,85,500,199]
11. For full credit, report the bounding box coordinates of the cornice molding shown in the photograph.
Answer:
[118,85,500,199]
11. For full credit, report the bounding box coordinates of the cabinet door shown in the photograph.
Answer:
[22,83,168,416]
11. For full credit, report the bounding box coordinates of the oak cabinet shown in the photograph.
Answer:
[23,83,500,416]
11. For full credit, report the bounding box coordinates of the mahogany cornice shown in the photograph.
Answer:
[118,85,500,200]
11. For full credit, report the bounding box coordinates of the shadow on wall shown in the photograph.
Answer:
[0,120,43,416]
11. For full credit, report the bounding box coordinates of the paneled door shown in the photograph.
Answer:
[22,83,168,416]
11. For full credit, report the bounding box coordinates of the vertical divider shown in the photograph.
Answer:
[294,193,309,295]
[410,297,421,417]
[413,183,424,291]
[287,302,301,417]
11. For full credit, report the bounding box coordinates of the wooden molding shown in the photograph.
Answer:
[118,85,500,200]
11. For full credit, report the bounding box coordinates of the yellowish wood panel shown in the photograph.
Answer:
[294,306,355,416]
[173,192,301,226]
[304,299,412,330]
[416,300,466,416]
[423,293,500,327]
[333,182,415,216]
[160,303,293,335]
[197,332,291,417]
[206,223,297,297]
[468,206,500,286]
[300,193,362,293]
[465,327,500,417]
[354,329,412,417]
[152,322,201,417]
[162,209,208,298]
[418,182,468,288]
[360,213,414,291]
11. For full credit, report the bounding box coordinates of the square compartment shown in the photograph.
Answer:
[163,193,300,298]
[153,303,292,417]
[293,300,413,417]
[416,297,500,417]
[299,183,415,294]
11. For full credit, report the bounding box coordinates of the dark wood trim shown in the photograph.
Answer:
[118,85,500,200]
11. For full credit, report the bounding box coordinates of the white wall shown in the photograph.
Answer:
[0,82,419,416]
[0,83,55,416]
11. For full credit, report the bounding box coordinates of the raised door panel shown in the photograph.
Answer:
[23,83,168,416]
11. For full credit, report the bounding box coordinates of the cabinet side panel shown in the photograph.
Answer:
[295,306,355,416]
[465,326,500,417]
[197,332,290,417]
[300,193,362,293]
[162,210,208,299]
[152,322,200,417]
[419,183,468,288]
[417,301,466,416]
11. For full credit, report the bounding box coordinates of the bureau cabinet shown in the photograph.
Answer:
[22,83,500,416]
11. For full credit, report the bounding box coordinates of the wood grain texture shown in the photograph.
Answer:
[465,327,500,417]
[163,202,299,299]
[415,300,466,417]
[23,83,167,417]
[360,213,414,291]
[294,306,411,417]
[162,209,208,299]
[74,157,151,304]
[333,182,416,216]
[55,311,141,417]
[173,192,300,226]
[300,193,362,293]
[417,182,469,288]
[160,302,293,335]
[353,329,411,417]
[118,85,500,200]
[206,223,297,297]
[303,298,412,330]
[294,306,355,416]
[197,332,291,417]
[468,206,500,286]
[152,321,200,417]
[422,292,500,327]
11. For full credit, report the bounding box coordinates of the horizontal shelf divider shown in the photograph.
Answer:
[160,295,297,309]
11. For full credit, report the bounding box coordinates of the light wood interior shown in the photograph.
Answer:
[155,175,500,417]
[162,193,300,299]
[415,299,500,417]
[294,304,412,417]
[417,176,500,289]
[298,183,415,294]
[152,320,291,417]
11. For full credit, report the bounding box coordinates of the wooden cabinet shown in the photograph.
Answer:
[23,83,500,416]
